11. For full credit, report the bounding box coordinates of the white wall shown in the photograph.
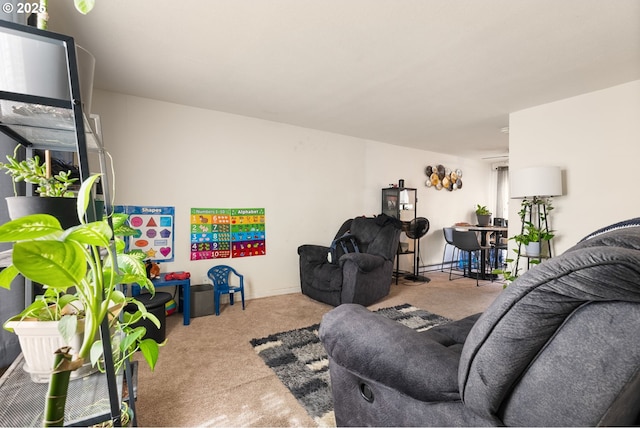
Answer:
[509,80,640,255]
[92,89,493,298]
[362,142,492,271]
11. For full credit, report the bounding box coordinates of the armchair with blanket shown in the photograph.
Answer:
[298,214,402,307]
[319,218,640,426]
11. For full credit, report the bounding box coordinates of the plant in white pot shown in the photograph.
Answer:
[0,174,161,426]
[514,197,555,258]
[513,222,554,257]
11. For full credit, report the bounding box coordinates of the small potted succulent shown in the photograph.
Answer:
[0,146,105,228]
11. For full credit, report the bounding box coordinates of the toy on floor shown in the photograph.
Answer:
[165,299,177,316]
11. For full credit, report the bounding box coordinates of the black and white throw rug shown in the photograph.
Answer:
[249,303,452,426]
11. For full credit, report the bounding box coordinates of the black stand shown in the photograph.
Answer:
[405,237,430,283]
[514,196,553,275]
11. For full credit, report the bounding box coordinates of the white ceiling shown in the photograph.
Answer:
[48,0,640,159]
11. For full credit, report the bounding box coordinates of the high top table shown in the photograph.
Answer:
[452,225,508,280]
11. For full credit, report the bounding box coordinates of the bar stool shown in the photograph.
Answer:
[441,227,459,272]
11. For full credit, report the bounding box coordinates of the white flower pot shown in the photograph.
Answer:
[525,242,541,257]
[4,319,96,383]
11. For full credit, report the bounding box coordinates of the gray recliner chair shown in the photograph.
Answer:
[298,214,402,307]
[319,218,640,426]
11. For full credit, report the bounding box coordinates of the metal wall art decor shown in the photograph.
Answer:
[425,165,463,191]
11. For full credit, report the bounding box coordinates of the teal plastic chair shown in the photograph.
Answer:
[207,265,245,316]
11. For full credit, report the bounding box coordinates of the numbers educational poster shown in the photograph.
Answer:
[190,208,231,260]
[190,208,266,260]
[115,206,175,262]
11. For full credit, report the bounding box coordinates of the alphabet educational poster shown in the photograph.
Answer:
[190,208,266,260]
[114,206,175,262]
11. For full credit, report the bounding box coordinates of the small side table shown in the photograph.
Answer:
[131,272,191,326]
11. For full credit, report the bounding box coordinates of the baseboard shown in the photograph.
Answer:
[419,262,461,273]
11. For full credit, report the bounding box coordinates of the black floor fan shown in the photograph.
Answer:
[404,217,431,282]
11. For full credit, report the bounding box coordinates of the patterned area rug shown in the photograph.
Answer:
[249,303,452,426]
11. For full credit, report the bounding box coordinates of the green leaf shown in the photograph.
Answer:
[57,294,79,311]
[65,221,112,247]
[121,327,145,352]
[110,290,126,305]
[0,265,19,289]
[123,309,142,325]
[90,340,104,367]
[138,338,160,371]
[0,214,62,242]
[111,213,128,230]
[114,237,126,254]
[58,315,78,344]
[147,313,160,329]
[116,253,151,285]
[13,240,87,288]
[74,0,95,14]
[112,213,136,236]
[77,174,102,223]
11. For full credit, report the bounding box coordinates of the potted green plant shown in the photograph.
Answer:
[0,146,93,229]
[513,221,554,257]
[0,174,160,426]
[513,197,555,257]
[475,204,492,226]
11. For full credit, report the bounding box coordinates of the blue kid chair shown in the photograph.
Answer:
[207,265,245,316]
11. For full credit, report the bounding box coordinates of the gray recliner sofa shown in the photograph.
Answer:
[319,218,640,426]
[298,215,402,307]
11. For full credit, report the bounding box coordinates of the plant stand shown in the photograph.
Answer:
[514,196,553,273]
[0,354,134,426]
[0,20,134,426]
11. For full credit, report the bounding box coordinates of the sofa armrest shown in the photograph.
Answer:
[297,244,330,262]
[338,252,384,271]
[319,304,462,403]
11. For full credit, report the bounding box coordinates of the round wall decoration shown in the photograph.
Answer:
[425,165,462,191]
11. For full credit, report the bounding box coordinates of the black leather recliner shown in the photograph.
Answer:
[297,215,402,307]
[320,218,640,426]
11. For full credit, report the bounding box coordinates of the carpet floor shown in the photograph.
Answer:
[250,303,452,426]
[133,271,503,426]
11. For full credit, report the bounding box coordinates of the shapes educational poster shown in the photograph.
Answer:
[115,206,175,262]
[190,208,266,260]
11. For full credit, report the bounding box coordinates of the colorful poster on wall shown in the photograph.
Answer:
[115,206,175,262]
[190,207,266,260]
[190,208,231,260]
[231,208,266,258]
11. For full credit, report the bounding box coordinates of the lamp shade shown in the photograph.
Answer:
[510,166,562,198]
[399,190,410,204]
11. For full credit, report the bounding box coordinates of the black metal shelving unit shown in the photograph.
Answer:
[382,187,419,283]
[0,19,134,427]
